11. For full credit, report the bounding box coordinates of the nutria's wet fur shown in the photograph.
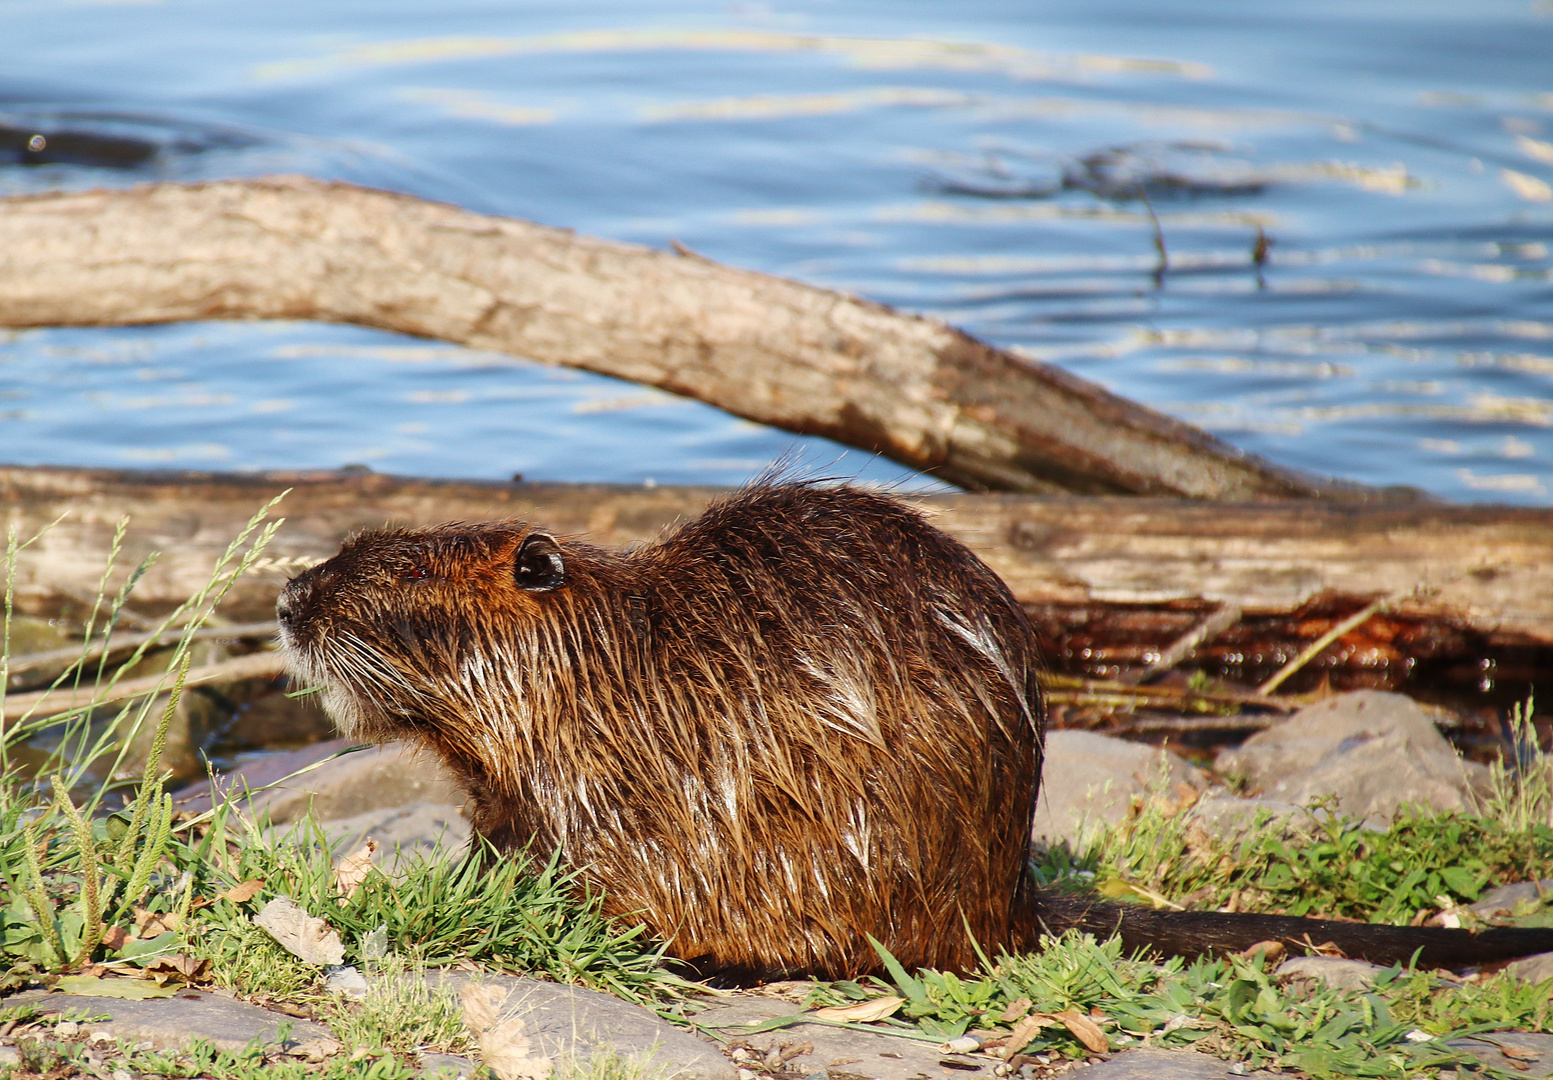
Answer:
[279,482,1040,977]
[279,481,1553,978]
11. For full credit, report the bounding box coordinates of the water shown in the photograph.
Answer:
[2,0,1551,499]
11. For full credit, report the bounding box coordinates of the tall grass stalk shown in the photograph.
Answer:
[0,495,288,972]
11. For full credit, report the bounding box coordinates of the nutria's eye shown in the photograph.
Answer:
[404,565,429,582]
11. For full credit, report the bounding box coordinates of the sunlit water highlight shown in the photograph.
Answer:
[1,1,1551,499]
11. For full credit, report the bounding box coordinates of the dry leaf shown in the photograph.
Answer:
[1000,1013,1055,1060]
[253,897,345,966]
[461,983,554,1080]
[1239,940,1286,965]
[998,997,1032,1024]
[133,909,179,936]
[144,954,211,986]
[218,879,266,904]
[100,926,128,951]
[333,840,377,904]
[288,1037,344,1062]
[1053,1010,1109,1055]
[810,996,904,1023]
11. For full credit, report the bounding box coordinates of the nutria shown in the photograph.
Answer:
[277,481,1553,978]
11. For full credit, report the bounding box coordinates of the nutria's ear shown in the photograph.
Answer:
[514,532,566,592]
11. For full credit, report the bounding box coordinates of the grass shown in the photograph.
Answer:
[4,507,1553,1079]
[1028,705,1553,928]
[314,957,469,1057]
[0,502,676,1078]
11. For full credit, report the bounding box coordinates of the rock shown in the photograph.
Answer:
[317,801,471,864]
[696,994,993,1080]
[1508,952,1553,986]
[12,988,333,1052]
[436,974,733,1080]
[4,615,74,690]
[1445,1031,1553,1077]
[172,739,466,826]
[1471,878,1553,920]
[1188,793,1308,837]
[1075,1048,1278,1078]
[1031,730,1206,849]
[1274,956,1384,993]
[225,686,335,752]
[1214,691,1486,825]
[420,1050,477,1078]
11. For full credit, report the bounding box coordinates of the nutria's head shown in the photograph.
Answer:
[276,522,575,742]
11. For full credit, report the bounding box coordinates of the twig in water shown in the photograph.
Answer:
[1139,186,1168,285]
[1256,595,1392,695]
[1107,712,1280,736]
[1039,672,1294,713]
[1118,603,1242,686]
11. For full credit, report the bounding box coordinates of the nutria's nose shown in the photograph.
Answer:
[277,566,323,629]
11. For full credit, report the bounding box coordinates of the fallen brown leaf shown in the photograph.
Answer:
[253,897,345,966]
[133,908,179,936]
[1239,940,1286,965]
[1053,1011,1109,1055]
[1000,1013,1056,1060]
[461,983,554,1080]
[333,839,377,904]
[99,927,128,951]
[810,996,904,1023]
[998,997,1032,1024]
[144,954,211,986]
[288,1037,344,1062]
[217,878,266,904]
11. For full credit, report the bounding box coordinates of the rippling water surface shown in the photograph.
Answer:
[2,1,1551,499]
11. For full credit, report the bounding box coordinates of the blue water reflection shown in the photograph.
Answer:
[1,1,1550,498]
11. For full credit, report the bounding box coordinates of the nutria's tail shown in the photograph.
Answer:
[1024,894,1553,969]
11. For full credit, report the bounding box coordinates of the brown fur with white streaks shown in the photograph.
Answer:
[278,482,1040,978]
[278,481,1553,980]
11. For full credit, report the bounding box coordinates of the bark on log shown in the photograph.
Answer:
[0,177,1400,501]
[1,466,1546,646]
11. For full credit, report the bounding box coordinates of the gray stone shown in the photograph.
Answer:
[1274,956,1384,992]
[1508,952,1553,985]
[0,1045,18,1066]
[438,974,733,1080]
[1214,691,1486,825]
[695,994,992,1080]
[1446,1031,1553,1077]
[1471,878,1553,919]
[420,1050,477,1078]
[1188,794,1308,838]
[1032,731,1207,849]
[317,800,471,862]
[1074,1048,1278,1078]
[11,988,333,1052]
[174,739,466,826]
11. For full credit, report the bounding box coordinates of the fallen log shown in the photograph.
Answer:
[0,177,1401,501]
[2,466,1546,656]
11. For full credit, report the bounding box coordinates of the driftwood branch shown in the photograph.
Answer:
[2,467,1548,646]
[2,650,284,724]
[0,177,1397,501]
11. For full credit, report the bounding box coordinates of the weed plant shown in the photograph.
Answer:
[1031,715,1553,926]
[0,502,673,1077]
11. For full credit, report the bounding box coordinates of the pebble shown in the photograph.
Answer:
[55,1020,79,1037]
[325,964,370,1000]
